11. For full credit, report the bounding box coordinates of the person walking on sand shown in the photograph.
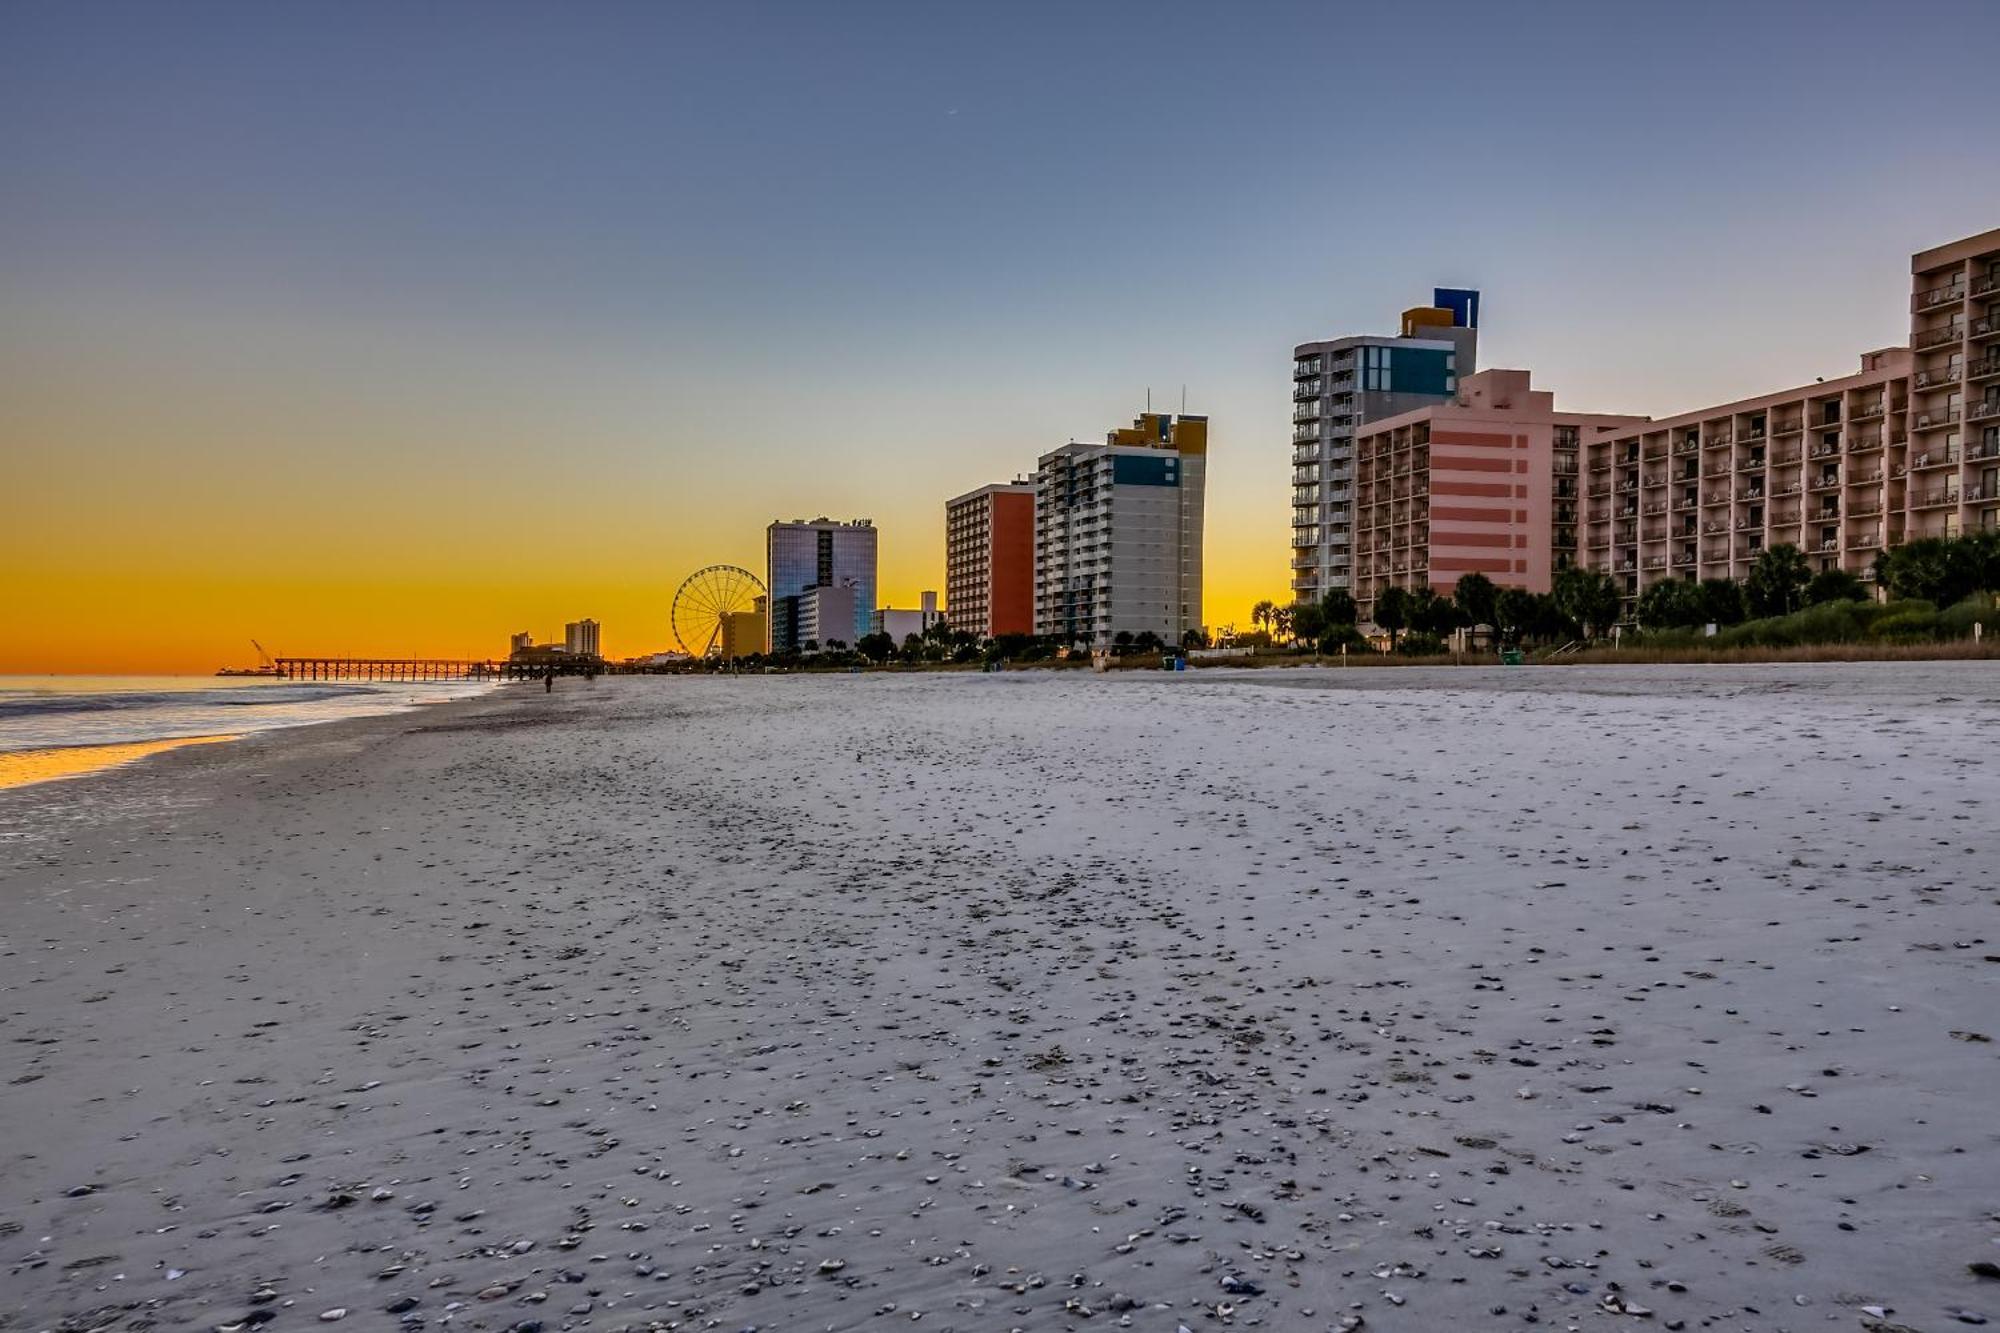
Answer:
[544,667,555,694]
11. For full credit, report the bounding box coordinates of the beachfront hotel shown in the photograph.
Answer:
[944,482,1035,638]
[1352,370,1643,621]
[765,518,878,652]
[1291,290,1480,602]
[1034,411,1207,650]
[1581,227,2000,615]
[563,618,600,657]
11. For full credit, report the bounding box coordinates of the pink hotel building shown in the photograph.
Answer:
[1352,226,2000,624]
[1354,371,1640,619]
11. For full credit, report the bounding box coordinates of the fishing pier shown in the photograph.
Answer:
[274,657,598,682]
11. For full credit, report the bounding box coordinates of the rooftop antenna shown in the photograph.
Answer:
[1146,386,1152,412]
[1181,384,1187,415]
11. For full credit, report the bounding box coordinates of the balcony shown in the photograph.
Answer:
[1808,474,1842,491]
[1910,448,1961,470]
[1735,456,1765,473]
[1673,550,1697,567]
[1969,356,2000,384]
[1849,399,1885,420]
[1702,491,1730,507]
[1771,509,1800,526]
[1848,435,1883,453]
[1773,417,1803,435]
[1735,516,1763,532]
[1770,449,1802,466]
[1552,456,1579,475]
[1914,365,1962,390]
[1673,439,1700,456]
[1292,425,1319,443]
[1849,533,1883,550]
[1976,315,2000,339]
[1641,500,1669,515]
[1971,440,2000,462]
[1705,433,1733,448]
[1970,400,2000,423]
[1976,273,2000,298]
[1587,483,1612,498]
[1738,486,1767,501]
[1914,409,1959,432]
[1642,555,1669,571]
[1849,469,1884,486]
[1848,500,1884,518]
[1294,359,1323,380]
[1617,479,1639,493]
[1816,538,1840,553]
[1914,324,1963,350]
[1908,487,1961,510]
[1915,282,1965,310]
[1702,518,1731,534]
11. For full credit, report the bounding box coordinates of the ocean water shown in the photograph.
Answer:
[0,675,494,755]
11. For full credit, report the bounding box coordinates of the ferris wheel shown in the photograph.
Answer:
[672,565,766,657]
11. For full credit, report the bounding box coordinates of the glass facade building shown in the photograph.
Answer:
[765,519,877,652]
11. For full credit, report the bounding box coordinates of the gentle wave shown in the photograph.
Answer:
[0,677,495,754]
[0,685,362,719]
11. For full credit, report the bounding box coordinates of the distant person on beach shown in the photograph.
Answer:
[544,668,554,694]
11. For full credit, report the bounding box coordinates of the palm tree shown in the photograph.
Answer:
[1250,600,1276,636]
[1273,606,1293,642]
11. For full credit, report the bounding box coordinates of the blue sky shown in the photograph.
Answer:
[3,0,1997,666]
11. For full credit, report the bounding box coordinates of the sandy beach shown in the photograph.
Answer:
[2,663,1997,1333]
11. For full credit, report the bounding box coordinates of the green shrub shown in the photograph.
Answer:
[1868,603,1939,642]
[1937,592,1998,640]
[1397,631,1448,657]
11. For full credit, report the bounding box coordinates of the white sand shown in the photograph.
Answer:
[2,663,1997,1333]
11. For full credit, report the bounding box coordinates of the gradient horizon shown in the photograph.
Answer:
[5,0,1998,673]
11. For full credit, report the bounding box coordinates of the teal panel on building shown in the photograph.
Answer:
[1112,454,1181,487]
[1385,346,1455,396]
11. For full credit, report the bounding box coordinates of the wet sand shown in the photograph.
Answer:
[2,663,1997,1333]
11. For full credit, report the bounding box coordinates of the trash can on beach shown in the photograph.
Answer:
[1500,648,1524,666]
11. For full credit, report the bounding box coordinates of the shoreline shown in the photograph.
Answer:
[0,679,511,793]
[0,734,242,792]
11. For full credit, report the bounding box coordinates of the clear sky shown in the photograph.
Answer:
[4,0,1997,672]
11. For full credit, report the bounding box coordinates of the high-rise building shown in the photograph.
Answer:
[563,618,600,657]
[1291,289,1479,604]
[1581,227,2000,615]
[508,631,534,656]
[766,518,877,652]
[944,482,1035,638]
[1034,411,1207,650]
[1352,370,1644,622]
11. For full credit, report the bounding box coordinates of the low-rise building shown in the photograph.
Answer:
[719,607,765,660]
[873,591,941,642]
[795,583,859,651]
